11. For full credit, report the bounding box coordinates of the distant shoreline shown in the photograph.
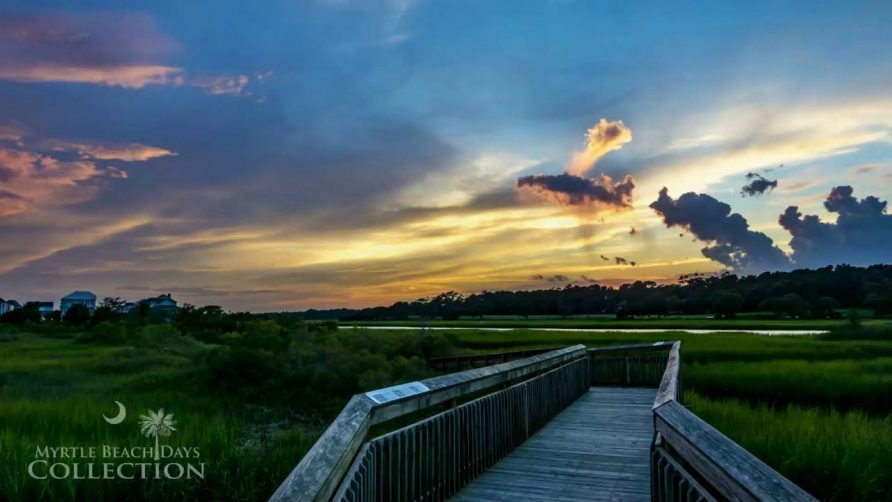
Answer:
[338,325,827,336]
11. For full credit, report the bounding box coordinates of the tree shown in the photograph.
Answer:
[89,297,127,327]
[713,292,744,319]
[811,296,840,319]
[63,304,91,325]
[0,302,41,324]
[760,293,809,319]
[865,293,892,317]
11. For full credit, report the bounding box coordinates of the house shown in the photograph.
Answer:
[137,293,178,311]
[60,291,97,315]
[0,299,21,315]
[34,302,54,318]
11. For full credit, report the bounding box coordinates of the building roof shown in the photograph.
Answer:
[61,290,97,301]
[139,294,178,306]
[6,300,21,308]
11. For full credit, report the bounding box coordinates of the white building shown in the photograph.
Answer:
[60,291,97,315]
[0,299,20,315]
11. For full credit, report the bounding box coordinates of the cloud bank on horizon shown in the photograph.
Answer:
[0,1,891,310]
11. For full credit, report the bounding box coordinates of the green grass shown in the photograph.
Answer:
[0,334,320,501]
[4,322,892,501]
[422,325,892,501]
[687,392,892,501]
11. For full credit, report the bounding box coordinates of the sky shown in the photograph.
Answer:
[0,0,891,311]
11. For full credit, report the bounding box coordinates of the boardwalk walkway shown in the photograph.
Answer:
[452,387,656,502]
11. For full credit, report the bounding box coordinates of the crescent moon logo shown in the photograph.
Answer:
[103,400,127,425]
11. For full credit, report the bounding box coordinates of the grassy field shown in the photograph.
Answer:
[2,321,891,501]
[0,332,321,501]
[425,325,892,500]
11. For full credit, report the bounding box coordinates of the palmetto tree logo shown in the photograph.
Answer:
[138,409,177,461]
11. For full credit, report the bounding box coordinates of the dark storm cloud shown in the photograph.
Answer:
[740,172,778,197]
[516,173,634,208]
[650,188,791,271]
[779,186,892,268]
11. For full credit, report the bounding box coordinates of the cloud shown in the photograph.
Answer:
[0,147,105,216]
[650,187,791,272]
[740,172,778,197]
[779,186,892,268]
[45,141,176,162]
[854,164,885,175]
[192,74,251,96]
[0,11,184,88]
[517,173,635,209]
[568,119,632,176]
[0,12,255,93]
[0,132,174,216]
[531,273,570,283]
[0,64,184,88]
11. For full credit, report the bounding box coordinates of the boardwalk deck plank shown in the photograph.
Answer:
[451,387,656,502]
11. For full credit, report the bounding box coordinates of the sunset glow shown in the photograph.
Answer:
[1,2,891,310]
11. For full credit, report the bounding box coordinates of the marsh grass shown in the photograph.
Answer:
[437,326,892,501]
[0,333,319,501]
[687,392,892,501]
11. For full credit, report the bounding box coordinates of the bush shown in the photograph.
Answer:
[77,321,128,344]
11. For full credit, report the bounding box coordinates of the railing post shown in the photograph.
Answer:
[624,356,631,385]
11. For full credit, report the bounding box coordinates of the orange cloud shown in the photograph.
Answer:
[568,119,632,176]
[0,147,104,216]
[46,140,177,161]
[0,131,175,216]
[0,64,184,88]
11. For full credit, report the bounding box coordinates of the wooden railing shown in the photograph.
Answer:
[269,344,589,502]
[332,357,590,501]
[272,341,816,502]
[589,341,676,388]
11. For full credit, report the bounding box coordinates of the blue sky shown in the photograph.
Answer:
[0,0,890,310]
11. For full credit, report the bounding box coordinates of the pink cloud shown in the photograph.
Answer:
[45,140,177,161]
[0,127,176,216]
[0,11,186,88]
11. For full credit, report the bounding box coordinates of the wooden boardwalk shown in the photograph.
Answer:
[452,387,656,502]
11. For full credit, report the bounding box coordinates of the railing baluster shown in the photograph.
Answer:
[332,357,590,501]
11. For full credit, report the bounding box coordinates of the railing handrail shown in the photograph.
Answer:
[653,341,681,408]
[270,344,589,502]
[653,401,816,501]
[651,342,816,501]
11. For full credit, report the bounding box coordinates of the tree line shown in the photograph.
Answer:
[308,265,892,321]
